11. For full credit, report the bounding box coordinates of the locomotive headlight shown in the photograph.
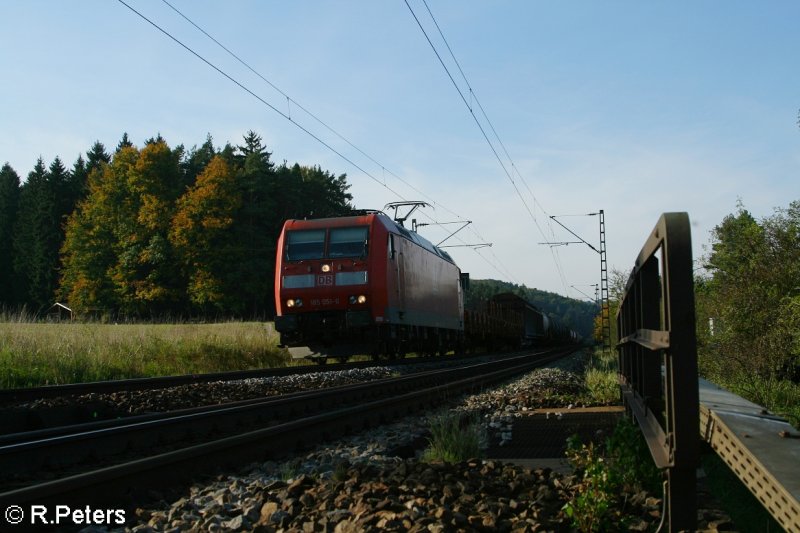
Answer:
[286,298,303,308]
[286,299,295,308]
[357,295,367,304]
[321,264,331,273]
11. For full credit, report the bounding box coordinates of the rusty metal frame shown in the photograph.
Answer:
[617,212,699,532]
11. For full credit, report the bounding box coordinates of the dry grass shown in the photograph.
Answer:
[0,320,292,388]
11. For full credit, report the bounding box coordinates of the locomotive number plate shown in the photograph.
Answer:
[311,298,340,306]
[317,274,334,286]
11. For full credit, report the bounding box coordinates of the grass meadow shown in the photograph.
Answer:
[0,318,292,388]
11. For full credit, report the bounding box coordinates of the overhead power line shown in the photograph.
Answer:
[404,0,571,293]
[418,0,550,223]
[157,0,519,283]
[118,0,521,283]
[116,0,408,202]
[160,0,441,211]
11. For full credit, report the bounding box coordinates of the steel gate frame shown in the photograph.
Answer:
[617,212,699,532]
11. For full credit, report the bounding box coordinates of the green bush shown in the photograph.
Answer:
[563,437,614,532]
[563,417,661,531]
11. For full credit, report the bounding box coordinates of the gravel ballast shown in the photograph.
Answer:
[99,350,736,532]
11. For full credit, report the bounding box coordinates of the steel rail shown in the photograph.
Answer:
[0,351,525,447]
[0,348,538,447]
[0,351,515,437]
[0,352,483,405]
[0,348,574,506]
[0,354,527,479]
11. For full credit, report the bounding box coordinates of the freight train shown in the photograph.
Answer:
[274,210,576,361]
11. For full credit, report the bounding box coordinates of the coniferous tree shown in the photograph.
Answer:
[0,163,21,306]
[13,158,60,311]
[219,142,236,166]
[86,141,111,176]
[68,154,89,205]
[116,132,133,153]
[229,131,277,316]
[144,133,166,146]
[182,133,217,188]
[49,156,73,238]
[285,164,353,219]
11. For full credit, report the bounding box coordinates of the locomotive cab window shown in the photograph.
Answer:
[328,227,369,258]
[286,230,325,261]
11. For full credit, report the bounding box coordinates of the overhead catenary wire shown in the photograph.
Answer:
[415,0,555,231]
[404,0,572,294]
[418,0,562,243]
[159,0,497,233]
[160,0,442,211]
[403,0,535,227]
[116,0,408,203]
[157,0,517,282]
[419,0,548,222]
[422,0,585,294]
[415,0,572,292]
[119,0,520,284]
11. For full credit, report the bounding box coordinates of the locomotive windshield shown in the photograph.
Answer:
[329,227,368,258]
[285,226,368,261]
[286,229,325,260]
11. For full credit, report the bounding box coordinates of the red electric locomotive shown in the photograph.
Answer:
[274,210,467,361]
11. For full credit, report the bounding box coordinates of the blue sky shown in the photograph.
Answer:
[2,1,798,299]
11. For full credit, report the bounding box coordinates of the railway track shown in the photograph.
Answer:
[0,351,509,435]
[0,346,577,520]
[0,354,462,406]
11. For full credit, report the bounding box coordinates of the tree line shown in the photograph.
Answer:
[0,132,353,318]
[695,200,800,395]
[596,201,799,422]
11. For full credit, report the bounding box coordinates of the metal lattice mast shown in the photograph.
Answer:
[542,210,609,351]
[599,210,611,354]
